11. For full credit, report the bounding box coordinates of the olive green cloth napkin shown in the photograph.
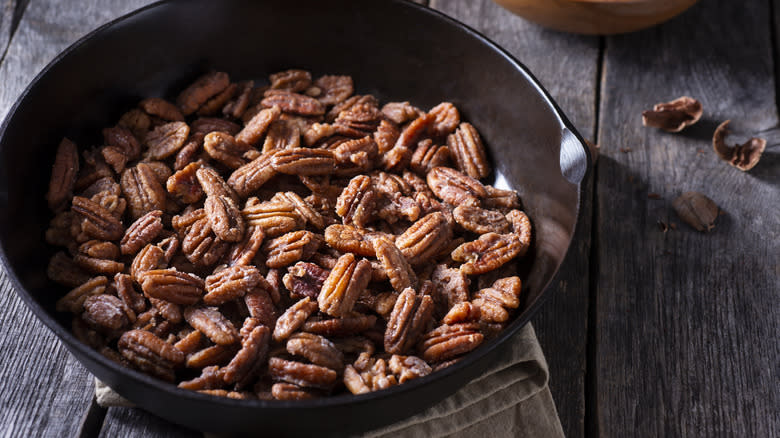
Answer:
[95,323,564,438]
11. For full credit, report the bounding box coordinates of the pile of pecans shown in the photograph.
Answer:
[44,69,533,400]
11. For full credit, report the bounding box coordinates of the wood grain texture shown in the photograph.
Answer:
[0,0,14,62]
[596,0,780,436]
[0,0,156,436]
[429,2,599,437]
[98,408,200,438]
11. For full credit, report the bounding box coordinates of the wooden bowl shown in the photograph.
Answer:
[491,0,699,34]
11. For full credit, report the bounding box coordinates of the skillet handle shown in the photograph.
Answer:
[559,127,590,185]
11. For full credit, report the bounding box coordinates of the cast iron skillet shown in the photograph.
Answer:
[0,0,590,435]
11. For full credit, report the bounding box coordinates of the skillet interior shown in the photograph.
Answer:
[0,0,589,435]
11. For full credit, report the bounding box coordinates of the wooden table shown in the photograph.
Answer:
[1,0,777,436]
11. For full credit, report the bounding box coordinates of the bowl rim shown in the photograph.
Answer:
[0,0,590,414]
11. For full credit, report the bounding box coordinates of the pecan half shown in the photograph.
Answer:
[118,329,185,381]
[318,253,372,317]
[314,75,354,105]
[242,199,304,237]
[388,354,432,383]
[410,139,450,175]
[139,97,184,122]
[82,294,131,332]
[272,148,336,175]
[273,297,319,342]
[430,264,470,318]
[271,383,319,400]
[222,323,270,387]
[642,96,703,132]
[302,313,377,337]
[384,287,434,355]
[452,232,524,275]
[420,323,483,363]
[130,244,166,280]
[114,273,146,314]
[447,123,490,179]
[47,138,79,212]
[268,357,338,390]
[373,236,417,292]
[264,230,321,268]
[145,121,190,160]
[139,269,205,305]
[184,306,239,346]
[381,102,423,125]
[149,297,183,323]
[483,185,521,211]
[244,284,279,328]
[286,332,344,371]
[71,196,124,241]
[203,265,262,305]
[374,119,400,154]
[274,191,325,230]
[117,109,151,143]
[205,194,245,242]
[179,365,224,390]
[121,210,163,255]
[262,91,325,116]
[177,71,230,116]
[395,212,452,265]
[712,120,767,171]
[226,225,265,266]
[283,262,330,300]
[270,69,312,92]
[453,205,511,234]
[472,276,522,323]
[426,166,486,207]
[204,132,251,169]
[227,152,277,198]
[56,276,108,313]
[428,102,460,137]
[181,217,229,267]
[236,106,281,146]
[121,163,167,220]
[103,126,141,161]
[323,224,385,257]
[335,175,376,227]
[167,162,204,204]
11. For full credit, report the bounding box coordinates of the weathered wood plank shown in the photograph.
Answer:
[98,408,200,438]
[0,0,157,436]
[429,2,599,437]
[596,0,780,436]
[0,0,14,62]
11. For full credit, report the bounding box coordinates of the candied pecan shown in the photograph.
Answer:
[264,230,321,268]
[120,210,163,255]
[335,175,376,227]
[712,120,767,171]
[472,276,522,323]
[318,254,372,317]
[374,119,400,155]
[236,105,281,146]
[223,80,254,119]
[323,224,387,257]
[303,123,337,146]
[149,297,183,323]
[223,323,270,386]
[226,225,265,266]
[271,383,319,400]
[47,138,80,212]
[334,101,381,135]
[483,185,521,211]
[121,163,167,220]
[672,191,719,232]
[139,97,184,122]
[283,262,330,300]
[55,276,108,313]
[130,244,166,279]
[262,91,325,116]
[420,323,483,363]
[381,102,423,125]
[114,273,146,314]
[452,233,524,275]
[302,313,377,337]
[184,306,239,346]
[71,196,124,241]
[73,318,107,349]
[273,296,318,342]
[272,148,336,175]
[244,285,278,327]
[100,146,127,174]
[358,290,399,318]
[103,126,142,160]
[177,71,230,116]
[228,153,277,198]
[327,95,378,122]
[442,302,481,325]
[426,166,486,207]
[314,75,354,105]
[118,329,185,381]
[274,191,325,230]
[343,365,371,394]
[117,109,151,141]
[395,212,452,265]
[195,166,238,202]
[287,332,344,371]
[45,211,74,247]
[167,162,205,204]
[197,83,238,116]
[173,329,203,356]
[203,132,251,169]
[376,193,421,224]
[204,194,245,243]
[430,264,470,317]
[203,265,262,305]
[139,268,204,305]
[186,344,238,368]
[506,210,532,252]
[259,119,300,153]
[198,389,254,400]
[447,123,490,179]
[384,287,434,355]
[82,294,131,332]
[78,240,119,259]
[410,139,450,175]
[453,205,510,234]
[388,354,432,383]
[373,236,416,292]
[144,121,190,160]
[270,69,312,92]
[242,199,304,237]
[75,149,113,192]
[371,171,414,196]
[642,96,703,132]
[74,252,124,276]
[428,102,460,137]
[268,358,337,389]
[179,365,224,390]
[181,217,229,267]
